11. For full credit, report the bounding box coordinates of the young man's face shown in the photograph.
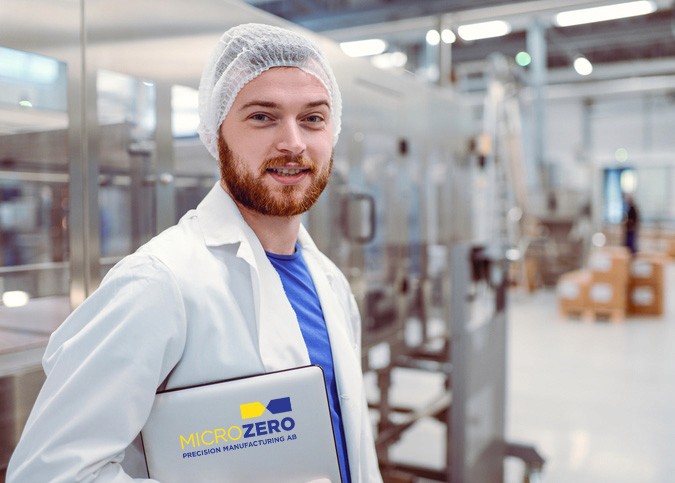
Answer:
[218,67,334,217]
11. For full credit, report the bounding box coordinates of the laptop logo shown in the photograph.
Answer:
[240,397,292,420]
[178,396,297,453]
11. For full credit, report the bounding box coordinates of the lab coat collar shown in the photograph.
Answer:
[197,182,318,255]
[195,182,310,371]
[195,182,258,264]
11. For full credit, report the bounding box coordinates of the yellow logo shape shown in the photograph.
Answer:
[240,401,267,420]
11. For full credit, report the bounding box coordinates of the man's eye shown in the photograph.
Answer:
[305,115,325,123]
[250,113,271,122]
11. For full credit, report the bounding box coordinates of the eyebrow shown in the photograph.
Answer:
[238,99,331,111]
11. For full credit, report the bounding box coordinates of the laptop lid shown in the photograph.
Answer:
[140,365,343,483]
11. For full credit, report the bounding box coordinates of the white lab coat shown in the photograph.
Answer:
[7,183,382,483]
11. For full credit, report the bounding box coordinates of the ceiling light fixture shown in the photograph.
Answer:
[457,20,512,41]
[554,0,656,27]
[426,29,441,46]
[441,29,456,44]
[426,29,456,45]
[573,56,593,76]
[515,51,532,67]
[340,39,388,57]
[371,51,408,69]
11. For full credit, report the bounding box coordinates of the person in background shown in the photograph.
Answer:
[623,192,640,255]
[7,23,382,482]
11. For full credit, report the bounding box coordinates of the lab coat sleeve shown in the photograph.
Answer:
[6,254,187,483]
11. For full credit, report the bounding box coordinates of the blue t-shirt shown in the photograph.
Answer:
[266,246,352,483]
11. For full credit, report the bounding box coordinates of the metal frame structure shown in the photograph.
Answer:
[367,242,544,483]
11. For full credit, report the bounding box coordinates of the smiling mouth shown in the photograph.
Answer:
[267,167,311,176]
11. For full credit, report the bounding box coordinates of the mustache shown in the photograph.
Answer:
[260,155,315,172]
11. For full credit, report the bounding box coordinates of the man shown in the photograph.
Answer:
[7,23,382,482]
[623,192,639,255]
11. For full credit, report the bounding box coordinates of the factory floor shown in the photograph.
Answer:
[381,260,675,483]
[504,260,675,483]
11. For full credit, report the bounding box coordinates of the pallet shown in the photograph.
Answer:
[560,307,587,321]
[585,308,625,323]
[561,307,625,323]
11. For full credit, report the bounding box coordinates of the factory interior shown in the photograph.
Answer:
[2,0,675,482]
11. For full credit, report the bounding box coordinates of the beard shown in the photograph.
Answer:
[217,135,332,217]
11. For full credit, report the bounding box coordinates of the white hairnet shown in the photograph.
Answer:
[198,23,342,159]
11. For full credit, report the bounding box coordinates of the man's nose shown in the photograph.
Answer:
[276,120,306,156]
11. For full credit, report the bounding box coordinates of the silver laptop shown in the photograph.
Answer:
[141,365,343,482]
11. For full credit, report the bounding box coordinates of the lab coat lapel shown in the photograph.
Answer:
[197,183,310,373]
[245,241,311,372]
[303,245,364,480]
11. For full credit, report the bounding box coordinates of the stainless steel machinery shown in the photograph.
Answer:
[0,1,542,480]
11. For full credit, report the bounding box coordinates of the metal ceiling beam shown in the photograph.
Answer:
[253,0,331,19]
[294,0,672,34]
[293,0,513,31]
[446,13,675,63]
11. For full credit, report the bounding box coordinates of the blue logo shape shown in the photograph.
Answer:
[266,397,292,415]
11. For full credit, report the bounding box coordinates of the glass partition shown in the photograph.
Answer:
[0,47,70,303]
[96,70,156,270]
[171,84,217,220]
[602,165,674,226]
[633,166,674,225]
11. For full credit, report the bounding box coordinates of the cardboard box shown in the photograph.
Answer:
[628,281,664,316]
[588,246,630,283]
[557,269,591,313]
[588,280,627,312]
[668,239,675,259]
[630,254,666,284]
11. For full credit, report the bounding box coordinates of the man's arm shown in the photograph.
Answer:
[7,255,187,482]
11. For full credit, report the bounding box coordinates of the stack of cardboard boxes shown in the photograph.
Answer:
[557,246,667,321]
[637,228,675,260]
[587,246,630,320]
[557,269,592,317]
[627,254,666,315]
